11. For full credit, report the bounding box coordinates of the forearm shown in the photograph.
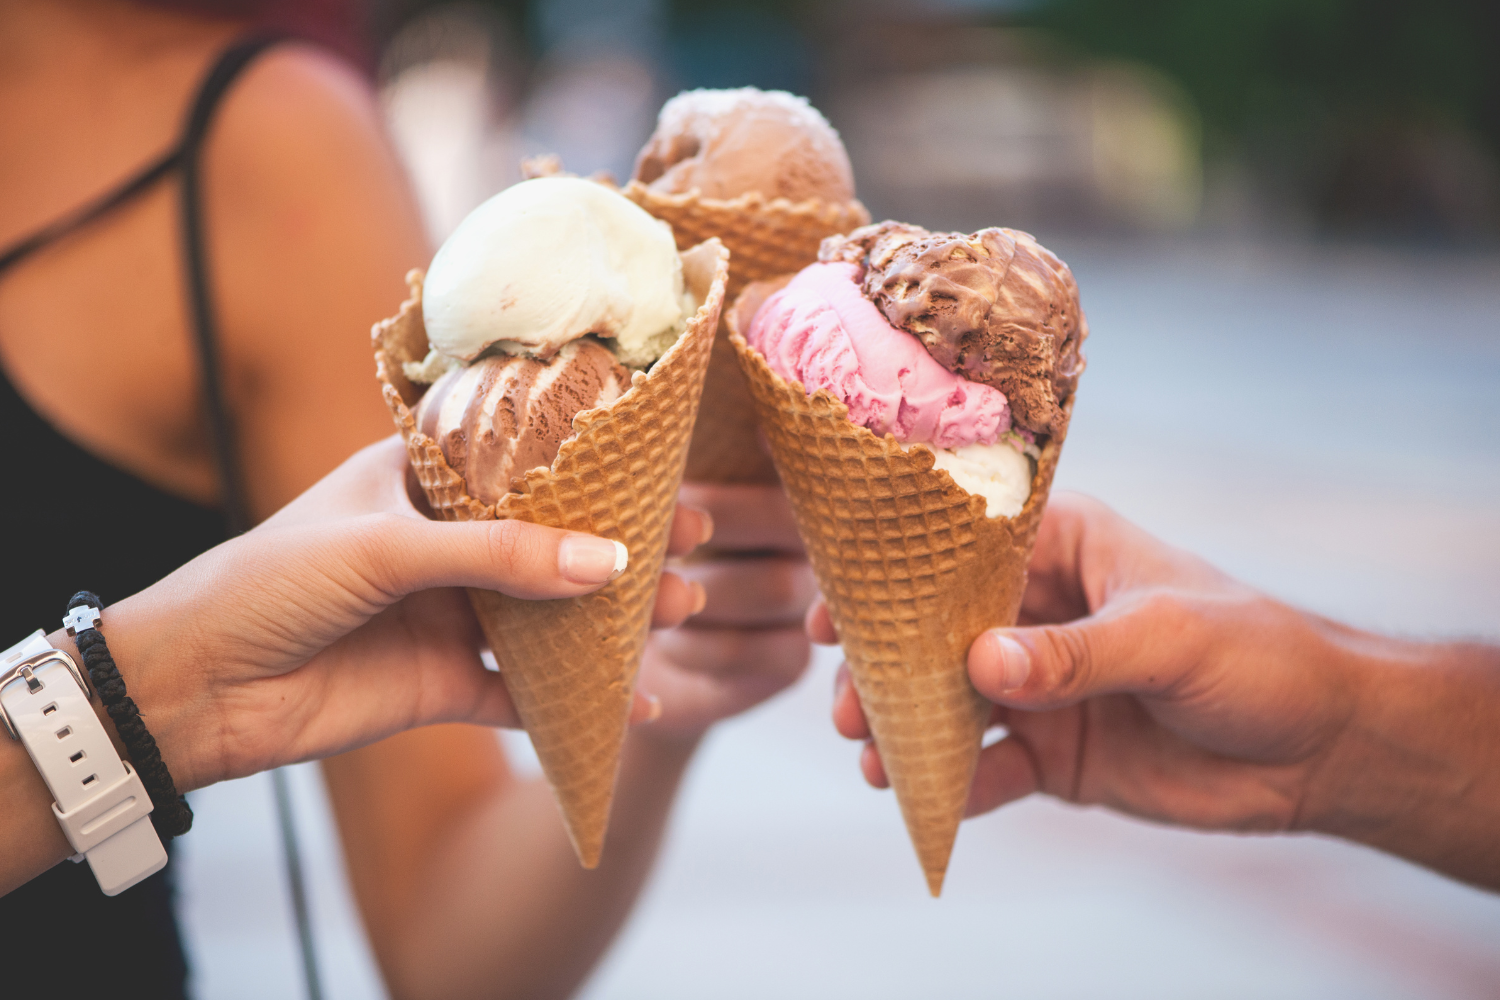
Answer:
[1302,628,1500,888]
[0,721,75,896]
[382,732,699,1000]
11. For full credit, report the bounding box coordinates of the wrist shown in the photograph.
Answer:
[1297,628,1500,880]
[0,705,73,894]
[1293,620,1415,837]
[47,591,219,794]
[627,722,704,762]
[611,726,701,821]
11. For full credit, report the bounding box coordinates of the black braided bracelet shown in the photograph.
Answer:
[66,591,193,839]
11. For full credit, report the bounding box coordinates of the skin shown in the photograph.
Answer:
[0,438,703,897]
[821,492,1500,891]
[1,3,817,996]
[342,482,811,1000]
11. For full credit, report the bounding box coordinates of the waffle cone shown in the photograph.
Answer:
[372,239,730,867]
[622,181,869,484]
[728,278,1072,895]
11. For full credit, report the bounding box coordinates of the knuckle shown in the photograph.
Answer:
[1040,625,1096,701]
[761,560,813,615]
[342,512,409,592]
[483,519,540,580]
[1138,588,1214,664]
[1138,588,1190,625]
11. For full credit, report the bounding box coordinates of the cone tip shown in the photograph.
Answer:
[572,840,603,869]
[925,868,947,897]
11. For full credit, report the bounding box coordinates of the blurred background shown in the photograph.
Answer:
[177,0,1500,997]
[366,0,1500,241]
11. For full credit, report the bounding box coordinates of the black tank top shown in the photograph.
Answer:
[0,35,284,998]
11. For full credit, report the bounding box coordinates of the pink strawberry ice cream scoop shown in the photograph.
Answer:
[745,262,1012,449]
[820,221,1085,437]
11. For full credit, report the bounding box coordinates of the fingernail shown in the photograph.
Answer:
[559,535,629,585]
[644,694,663,722]
[689,581,708,615]
[696,509,715,546]
[992,632,1032,691]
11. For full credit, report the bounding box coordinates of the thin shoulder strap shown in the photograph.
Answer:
[0,148,181,277]
[177,33,286,535]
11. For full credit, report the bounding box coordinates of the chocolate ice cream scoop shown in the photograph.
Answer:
[821,222,1086,436]
[415,339,629,504]
[634,87,855,204]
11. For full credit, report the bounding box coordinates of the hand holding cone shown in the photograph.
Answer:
[373,239,730,867]
[728,278,1073,895]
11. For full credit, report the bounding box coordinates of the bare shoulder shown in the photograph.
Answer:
[195,41,432,512]
[201,41,429,306]
[214,42,394,182]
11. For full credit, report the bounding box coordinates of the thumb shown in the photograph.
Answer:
[968,592,1206,709]
[355,514,630,601]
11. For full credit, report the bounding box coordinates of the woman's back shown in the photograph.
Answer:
[0,2,418,515]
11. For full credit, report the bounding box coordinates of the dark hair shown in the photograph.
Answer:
[137,0,370,69]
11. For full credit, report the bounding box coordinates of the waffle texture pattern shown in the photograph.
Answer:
[729,277,1072,895]
[373,240,729,867]
[623,181,870,484]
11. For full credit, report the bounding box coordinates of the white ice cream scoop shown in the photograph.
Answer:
[923,440,1036,519]
[421,176,689,367]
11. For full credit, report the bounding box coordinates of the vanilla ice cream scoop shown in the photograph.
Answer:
[421,177,691,367]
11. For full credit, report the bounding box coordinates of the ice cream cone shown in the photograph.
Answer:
[373,239,730,867]
[727,277,1072,895]
[622,182,869,484]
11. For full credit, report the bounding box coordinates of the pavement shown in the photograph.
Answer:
[174,237,1500,1000]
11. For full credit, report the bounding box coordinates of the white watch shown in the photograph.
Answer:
[1,630,167,896]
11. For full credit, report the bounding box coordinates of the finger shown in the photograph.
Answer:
[638,626,812,728]
[1014,491,1096,624]
[461,670,528,729]
[967,591,1208,710]
[805,599,838,644]
[667,504,714,558]
[649,624,810,682]
[678,483,802,551]
[964,735,1041,817]
[676,556,815,627]
[831,663,871,740]
[651,572,706,629]
[1023,492,1229,626]
[354,515,630,602]
[331,590,524,733]
[860,741,889,788]
[628,689,663,725]
[261,435,415,529]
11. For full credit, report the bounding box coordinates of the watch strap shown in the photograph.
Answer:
[1,630,167,896]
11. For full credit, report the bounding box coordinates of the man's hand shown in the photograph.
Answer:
[823,492,1500,888]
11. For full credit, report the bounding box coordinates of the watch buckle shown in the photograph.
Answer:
[0,649,92,741]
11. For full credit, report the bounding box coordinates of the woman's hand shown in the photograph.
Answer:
[82,436,709,792]
[635,483,815,743]
[822,492,1500,888]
